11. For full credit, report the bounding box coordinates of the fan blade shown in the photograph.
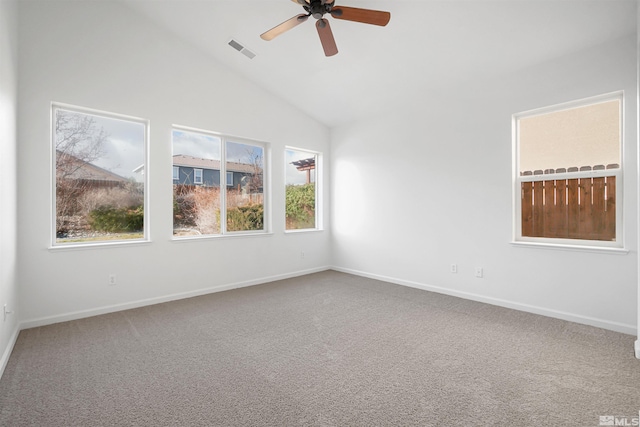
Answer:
[330,6,390,26]
[316,19,338,57]
[260,14,309,41]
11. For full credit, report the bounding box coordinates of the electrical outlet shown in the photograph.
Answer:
[475,267,483,278]
[300,251,305,259]
[450,264,457,273]
[108,274,117,286]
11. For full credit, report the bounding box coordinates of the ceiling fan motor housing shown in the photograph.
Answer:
[306,0,332,20]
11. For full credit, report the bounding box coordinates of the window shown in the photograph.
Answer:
[194,168,203,185]
[226,140,265,232]
[172,166,179,181]
[52,104,147,246]
[285,148,319,231]
[172,127,268,237]
[513,93,622,247]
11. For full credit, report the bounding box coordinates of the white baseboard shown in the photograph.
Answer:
[0,325,20,380]
[331,266,637,336]
[20,266,331,330]
[635,340,640,359]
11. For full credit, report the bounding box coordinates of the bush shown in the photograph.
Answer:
[286,183,315,229]
[78,182,144,216]
[227,204,263,231]
[173,186,221,234]
[89,205,144,232]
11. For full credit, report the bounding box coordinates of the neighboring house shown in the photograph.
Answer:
[170,154,260,191]
[56,150,130,188]
[133,154,262,191]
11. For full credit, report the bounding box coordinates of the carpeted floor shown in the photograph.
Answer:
[0,270,638,426]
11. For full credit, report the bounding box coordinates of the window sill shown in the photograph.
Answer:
[510,241,628,255]
[172,232,273,242]
[284,228,324,234]
[49,239,151,251]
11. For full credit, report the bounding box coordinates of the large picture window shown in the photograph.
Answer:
[513,93,622,247]
[172,128,268,237]
[285,148,319,231]
[52,104,147,246]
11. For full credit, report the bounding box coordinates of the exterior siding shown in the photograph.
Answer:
[173,166,252,189]
[174,166,221,187]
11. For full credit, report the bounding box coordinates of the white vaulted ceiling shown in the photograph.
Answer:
[123,0,636,128]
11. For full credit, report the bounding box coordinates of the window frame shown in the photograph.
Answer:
[512,92,624,250]
[224,139,267,235]
[193,168,203,185]
[171,125,270,239]
[284,146,322,233]
[50,102,149,248]
[172,166,179,181]
[226,171,233,187]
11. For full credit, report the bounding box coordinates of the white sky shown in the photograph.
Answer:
[85,114,145,182]
[172,129,263,164]
[172,129,221,160]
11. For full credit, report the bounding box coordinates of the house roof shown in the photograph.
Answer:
[172,154,258,174]
[57,151,129,182]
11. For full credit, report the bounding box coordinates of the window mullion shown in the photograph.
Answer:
[220,137,227,234]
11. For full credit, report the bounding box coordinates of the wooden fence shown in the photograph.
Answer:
[520,165,617,241]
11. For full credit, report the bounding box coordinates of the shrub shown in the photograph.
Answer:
[56,180,144,237]
[286,183,315,229]
[227,204,263,231]
[78,182,144,216]
[173,186,220,234]
[89,205,144,232]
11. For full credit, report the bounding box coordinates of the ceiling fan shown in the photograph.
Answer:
[260,0,391,57]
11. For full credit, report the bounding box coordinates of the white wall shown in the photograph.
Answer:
[332,35,638,334]
[17,1,331,325]
[11,0,638,341]
[0,0,19,373]
[637,0,640,357]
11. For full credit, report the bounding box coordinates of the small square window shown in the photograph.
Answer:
[226,171,233,187]
[172,166,179,181]
[194,168,203,185]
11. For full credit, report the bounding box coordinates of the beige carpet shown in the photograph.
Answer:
[0,270,638,426]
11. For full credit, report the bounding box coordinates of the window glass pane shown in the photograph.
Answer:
[172,129,222,236]
[54,108,145,245]
[285,149,317,230]
[519,99,620,174]
[226,141,264,232]
[516,97,620,242]
[194,169,203,184]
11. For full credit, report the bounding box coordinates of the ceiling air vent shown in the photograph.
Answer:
[228,39,256,59]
